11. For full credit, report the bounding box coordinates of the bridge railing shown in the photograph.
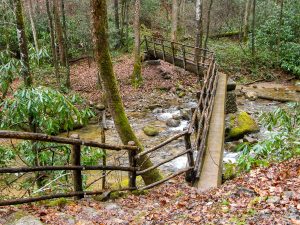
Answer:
[0,130,139,206]
[143,36,214,77]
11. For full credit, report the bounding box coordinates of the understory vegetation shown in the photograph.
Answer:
[224,103,300,179]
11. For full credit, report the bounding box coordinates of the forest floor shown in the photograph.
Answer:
[70,55,199,110]
[0,157,299,224]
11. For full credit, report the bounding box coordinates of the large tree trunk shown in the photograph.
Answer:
[14,0,32,87]
[131,0,142,87]
[45,0,59,83]
[243,0,252,42]
[60,0,71,88]
[203,0,214,50]
[53,0,65,66]
[90,0,162,185]
[28,0,39,54]
[171,0,178,42]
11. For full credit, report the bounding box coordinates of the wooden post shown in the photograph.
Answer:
[161,40,166,61]
[191,107,199,136]
[181,45,186,70]
[128,141,137,189]
[100,111,107,189]
[152,37,157,58]
[171,42,175,65]
[184,133,195,182]
[144,36,149,53]
[70,134,83,200]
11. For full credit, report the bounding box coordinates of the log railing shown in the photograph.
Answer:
[0,131,139,206]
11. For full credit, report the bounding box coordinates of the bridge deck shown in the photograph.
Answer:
[195,73,227,191]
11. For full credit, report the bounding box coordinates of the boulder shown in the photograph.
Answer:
[180,109,191,120]
[5,212,43,225]
[142,125,160,136]
[226,111,259,140]
[166,118,180,127]
[245,91,258,101]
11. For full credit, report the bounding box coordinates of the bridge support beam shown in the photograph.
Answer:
[194,73,227,191]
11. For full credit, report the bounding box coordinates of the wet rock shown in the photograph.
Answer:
[226,91,238,114]
[245,91,258,101]
[95,103,105,111]
[147,104,163,110]
[166,118,180,127]
[152,108,163,114]
[142,125,160,136]
[243,136,258,144]
[227,78,236,91]
[295,80,300,87]
[266,196,281,204]
[181,109,191,120]
[144,60,161,65]
[226,111,259,140]
[172,113,182,120]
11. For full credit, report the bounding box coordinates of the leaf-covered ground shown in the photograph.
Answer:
[0,157,299,224]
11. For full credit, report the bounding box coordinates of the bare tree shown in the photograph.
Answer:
[53,0,65,66]
[204,0,214,50]
[28,0,39,53]
[171,0,178,42]
[131,0,142,87]
[45,0,59,83]
[243,0,252,42]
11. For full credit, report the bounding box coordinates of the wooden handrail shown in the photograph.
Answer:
[0,130,139,151]
[137,149,191,175]
[135,131,187,159]
[0,165,137,173]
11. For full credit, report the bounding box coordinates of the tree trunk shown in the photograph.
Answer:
[114,0,121,48]
[53,0,65,66]
[251,0,256,58]
[171,0,178,42]
[45,0,59,83]
[131,0,142,87]
[90,0,162,185]
[28,0,39,54]
[60,0,71,88]
[204,0,214,50]
[195,0,203,62]
[14,0,32,87]
[243,0,252,42]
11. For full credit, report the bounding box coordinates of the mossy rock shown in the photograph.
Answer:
[142,125,159,136]
[226,111,259,140]
[46,198,71,207]
[5,211,43,225]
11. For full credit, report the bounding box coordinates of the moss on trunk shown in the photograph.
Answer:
[91,0,162,185]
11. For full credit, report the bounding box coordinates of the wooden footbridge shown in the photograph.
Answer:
[0,36,227,206]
